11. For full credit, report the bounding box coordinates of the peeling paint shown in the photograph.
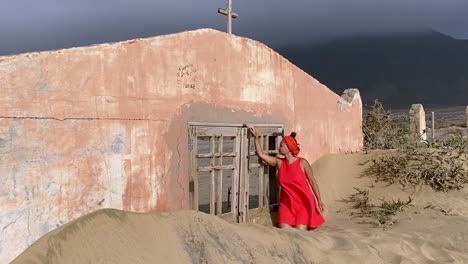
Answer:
[35,82,49,92]
[111,133,124,154]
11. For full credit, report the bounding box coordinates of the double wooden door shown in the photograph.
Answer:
[188,123,283,223]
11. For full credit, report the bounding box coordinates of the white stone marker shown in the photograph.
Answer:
[409,104,427,142]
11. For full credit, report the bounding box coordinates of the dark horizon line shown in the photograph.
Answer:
[2,26,468,57]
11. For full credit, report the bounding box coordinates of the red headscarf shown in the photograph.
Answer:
[283,136,300,156]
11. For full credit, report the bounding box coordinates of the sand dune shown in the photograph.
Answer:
[12,151,468,263]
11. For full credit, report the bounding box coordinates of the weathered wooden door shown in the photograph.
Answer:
[189,123,283,223]
[239,126,283,223]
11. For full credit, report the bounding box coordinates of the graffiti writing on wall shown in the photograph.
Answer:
[177,64,197,89]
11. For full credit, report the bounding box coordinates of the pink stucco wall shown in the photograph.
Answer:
[0,28,362,262]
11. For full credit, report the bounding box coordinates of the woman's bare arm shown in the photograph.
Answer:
[249,127,280,167]
[301,159,325,212]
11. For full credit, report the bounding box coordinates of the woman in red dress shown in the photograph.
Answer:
[249,127,325,230]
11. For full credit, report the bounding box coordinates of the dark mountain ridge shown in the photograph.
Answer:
[278,31,468,109]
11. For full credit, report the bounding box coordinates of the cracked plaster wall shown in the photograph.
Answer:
[0,28,362,263]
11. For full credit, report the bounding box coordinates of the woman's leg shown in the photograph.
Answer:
[294,224,308,230]
[278,223,293,229]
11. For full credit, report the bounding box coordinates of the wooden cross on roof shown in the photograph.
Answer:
[218,0,238,34]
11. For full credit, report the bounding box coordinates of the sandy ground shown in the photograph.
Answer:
[12,151,468,264]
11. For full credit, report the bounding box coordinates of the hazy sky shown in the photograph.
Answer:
[1,0,468,56]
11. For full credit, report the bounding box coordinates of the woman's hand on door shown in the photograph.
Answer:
[249,126,258,138]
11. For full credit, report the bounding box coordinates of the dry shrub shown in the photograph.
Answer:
[344,188,413,229]
[430,129,467,151]
[364,155,407,184]
[424,203,455,216]
[364,149,468,192]
[363,100,467,191]
[363,100,409,150]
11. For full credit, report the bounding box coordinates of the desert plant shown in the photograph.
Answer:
[344,188,413,228]
[423,129,467,152]
[424,203,454,216]
[364,155,409,184]
[363,149,468,192]
[439,129,467,151]
[362,100,409,150]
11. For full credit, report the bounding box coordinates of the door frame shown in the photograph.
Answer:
[188,122,283,223]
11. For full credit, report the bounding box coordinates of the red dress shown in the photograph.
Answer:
[277,157,325,228]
